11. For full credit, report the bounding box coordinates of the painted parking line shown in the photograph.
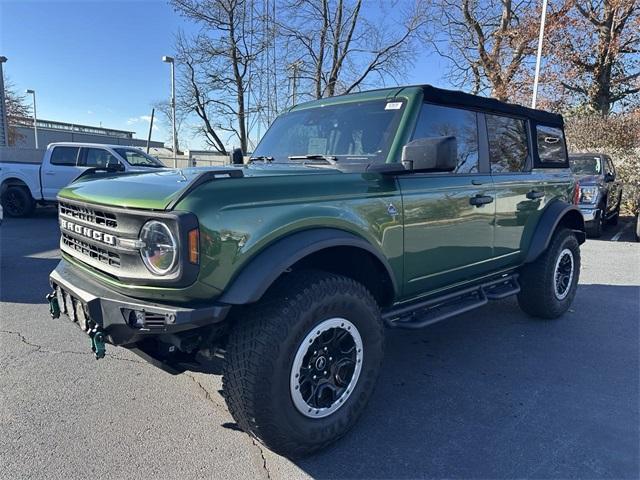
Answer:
[611,222,633,242]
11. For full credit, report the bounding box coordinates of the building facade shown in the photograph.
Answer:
[10,117,164,149]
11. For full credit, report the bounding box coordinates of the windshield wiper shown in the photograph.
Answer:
[288,154,338,165]
[248,155,274,163]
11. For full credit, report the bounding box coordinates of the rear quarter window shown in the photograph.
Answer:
[536,125,567,165]
[50,147,80,166]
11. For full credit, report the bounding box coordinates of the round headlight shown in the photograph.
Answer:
[140,220,177,275]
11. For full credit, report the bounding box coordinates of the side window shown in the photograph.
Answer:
[84,148,120,168]
[536,125,567,164]
[50,147,79,166]
[411,103,479,173]
[605,157,615,176]
[486,114,529,173]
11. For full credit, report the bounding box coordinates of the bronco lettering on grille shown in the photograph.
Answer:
[60,219,116,246]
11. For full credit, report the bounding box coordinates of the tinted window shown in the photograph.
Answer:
[412,104,479,173]
[50,147,79,166]
[569,156,602,175]
[84,148,120,168]
[486,114,529,173]
[604,157,615,175]
[536,125,566,164]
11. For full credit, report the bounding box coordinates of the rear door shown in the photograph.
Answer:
[398,103,496,299]
[486,114,545,268]
[41,146,84,200]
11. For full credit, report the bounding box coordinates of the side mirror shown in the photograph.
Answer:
[230,147,244,165]
[604,172,615,182]
[106,158,125,172]
[401,136,457,172]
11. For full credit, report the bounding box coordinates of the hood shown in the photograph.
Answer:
[58,163,338,210]
[574,173,602,185]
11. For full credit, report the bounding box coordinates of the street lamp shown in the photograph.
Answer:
[162,55,177,168]
[26,89,39,149]
[531,0,549,109]
[0,56,8,147]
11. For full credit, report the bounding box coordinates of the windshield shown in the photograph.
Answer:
[115,148,164,168]
[570,156,601,175]
[252,99,406,163]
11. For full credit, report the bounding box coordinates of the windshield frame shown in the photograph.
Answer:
[252,98,408,165]
[114,148,165,168]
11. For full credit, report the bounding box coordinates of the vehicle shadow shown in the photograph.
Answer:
[294,284,639,479]
[588,215,636,242]
[0,208,60,304]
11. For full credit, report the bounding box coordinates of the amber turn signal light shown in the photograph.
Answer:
[188,228,199,264]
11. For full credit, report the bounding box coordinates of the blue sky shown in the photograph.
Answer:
[1,0,448,149]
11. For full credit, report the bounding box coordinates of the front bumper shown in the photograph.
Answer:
[49,259,230,346]
[579,206,600,223]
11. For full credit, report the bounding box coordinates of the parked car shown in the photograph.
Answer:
[569,153,623,238]
[0,143,166,217]
[47,85,585,458]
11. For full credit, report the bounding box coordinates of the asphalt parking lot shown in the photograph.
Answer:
[1,207,638,479]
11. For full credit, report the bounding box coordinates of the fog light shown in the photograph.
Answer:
[128,310,146,328]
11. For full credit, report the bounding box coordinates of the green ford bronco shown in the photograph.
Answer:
[48,85,585,457]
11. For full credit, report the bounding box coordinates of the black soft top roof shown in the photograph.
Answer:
[419,85,564,127]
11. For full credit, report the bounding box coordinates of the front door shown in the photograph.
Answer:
[399,103,496,299]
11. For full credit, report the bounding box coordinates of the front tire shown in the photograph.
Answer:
[517,228,581,319]
[585,209,604,238]
[1,186,35,218]
[222,270,384,458]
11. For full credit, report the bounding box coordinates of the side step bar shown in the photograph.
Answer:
[383,274,520,330]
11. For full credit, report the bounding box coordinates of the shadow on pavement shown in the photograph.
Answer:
[0,208,60,304]
[295,284,639,479]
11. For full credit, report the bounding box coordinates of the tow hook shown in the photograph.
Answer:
[46,292,60,319]
[89,328,106,359]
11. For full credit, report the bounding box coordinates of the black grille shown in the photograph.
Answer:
[62,233,121,267]
[144,313,166,328]
[59,202,117,229]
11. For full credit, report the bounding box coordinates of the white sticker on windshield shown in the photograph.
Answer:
[385,102,403,110]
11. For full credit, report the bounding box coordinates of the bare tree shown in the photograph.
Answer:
[433,0,567,101]
[547,0,639,116]
[171,0,266,153]
[278,0,428,102]
[4,78,31,145]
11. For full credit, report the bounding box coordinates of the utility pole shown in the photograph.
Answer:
[0,56,8,147]
[531,0,548,109]
[26,89,38,148]
[288,60,302,106]
[146,108,155,154]
[162,56,178,167]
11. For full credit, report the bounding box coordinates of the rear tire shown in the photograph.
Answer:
[517,228,580,319]
[222,270,384,458]
[1,186,35,218]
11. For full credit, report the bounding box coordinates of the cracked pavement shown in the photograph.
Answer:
[1,208,638,479]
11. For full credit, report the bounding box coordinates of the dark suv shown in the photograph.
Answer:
[569,153,623,237]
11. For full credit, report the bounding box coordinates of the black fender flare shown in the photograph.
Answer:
[524,200,586,263]
[218,228,398,305]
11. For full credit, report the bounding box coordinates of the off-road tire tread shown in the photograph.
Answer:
[517,228,580,319]
[222,270,383,458]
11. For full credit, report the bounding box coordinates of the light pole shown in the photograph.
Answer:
[0,56,8,146]
[531,0,548,109]
[162,55,177,168]
[26,89,38,149]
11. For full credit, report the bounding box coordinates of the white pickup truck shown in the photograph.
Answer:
[0,143,166,217]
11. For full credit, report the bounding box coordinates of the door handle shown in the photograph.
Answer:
[44,172,56,175]
[526,190,545,200]
[469,194,494,207]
